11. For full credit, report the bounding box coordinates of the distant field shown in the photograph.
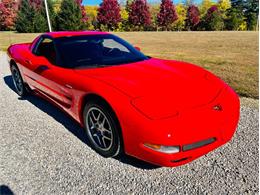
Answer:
[0,31,258,98]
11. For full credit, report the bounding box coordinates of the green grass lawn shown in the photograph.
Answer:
[0,31,258,99]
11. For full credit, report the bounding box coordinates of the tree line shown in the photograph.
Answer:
[0,0,258,32]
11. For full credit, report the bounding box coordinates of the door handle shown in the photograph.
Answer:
[25,59,32,65]
[65,84,73,89]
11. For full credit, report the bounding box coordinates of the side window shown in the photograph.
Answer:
[34,38,57,65]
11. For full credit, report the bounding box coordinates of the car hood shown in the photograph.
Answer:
[75,58,224,118]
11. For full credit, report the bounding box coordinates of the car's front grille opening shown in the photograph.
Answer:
[182,137,216,152]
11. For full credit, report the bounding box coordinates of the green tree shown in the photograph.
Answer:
[225,8,244,30]
[56,0,85,30]
[244,0,258,30]
[15,0,35,32]
[231,0,259,30]
[34,0,56,32]
[16,0,55,33]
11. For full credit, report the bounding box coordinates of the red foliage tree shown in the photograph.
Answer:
[29,0,42,10]
[157,0,178,30]
[128,0,151,30]
[204,5,224,30]
[206,5,218,18]
[0,0,18,30]
[97,0,121,31]
[75,0,88,23]
[186,4,200,30]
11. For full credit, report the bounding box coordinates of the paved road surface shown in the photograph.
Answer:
[0,52,258,194]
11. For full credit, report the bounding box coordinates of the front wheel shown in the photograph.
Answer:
[10,65,28,97]
[83,101,122,157]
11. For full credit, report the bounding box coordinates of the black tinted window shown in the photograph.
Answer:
[35,38,57,64]
[55,34,148,68]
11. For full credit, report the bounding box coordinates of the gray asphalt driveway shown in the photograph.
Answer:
[0,52,258,194]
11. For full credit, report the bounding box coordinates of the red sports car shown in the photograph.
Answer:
[7,31,240,167]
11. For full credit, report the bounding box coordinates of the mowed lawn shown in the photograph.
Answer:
[0,31,258,98]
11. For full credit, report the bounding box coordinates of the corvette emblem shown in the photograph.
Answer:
[213,104,222,111]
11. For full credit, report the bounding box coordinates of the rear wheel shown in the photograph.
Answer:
[83,101,122,157]
[10,65,27,97]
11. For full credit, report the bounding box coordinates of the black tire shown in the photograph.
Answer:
[10,64,28,97]
[83,100,122,157]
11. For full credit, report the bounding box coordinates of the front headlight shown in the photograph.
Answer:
[144,143,180,154]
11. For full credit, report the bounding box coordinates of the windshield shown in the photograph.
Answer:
[55,34,149,68]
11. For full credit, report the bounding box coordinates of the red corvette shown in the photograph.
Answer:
[7,31,240,167]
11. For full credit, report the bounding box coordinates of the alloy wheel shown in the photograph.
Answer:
[86,107,113,151]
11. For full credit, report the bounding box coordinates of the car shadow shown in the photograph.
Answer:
[3,75,160,170]
[0,185,14,195]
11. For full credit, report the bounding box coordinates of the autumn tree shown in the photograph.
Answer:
[185,4,200,30]
[56,0,86,30]
[157,0,178,30]
[119,7,130,31]
[0,0,18,30]
[97,0,121,31]
[172,4,186,31]
[204,5,224,30]
[218,0,231,13]
[128,0,151,30]
[199,0,214,17]
[85,5,98,30]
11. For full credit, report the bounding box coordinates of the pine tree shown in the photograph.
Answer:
[157,0,178,30]
[15,0,36,32]
[75,0,88,24]
[225,8,244,30]
[33,3,49,32]
[97,0,121,31]
[231,0,259,30]
[16,0,55,32]
[128,0,151,30]
[56,0,85,30]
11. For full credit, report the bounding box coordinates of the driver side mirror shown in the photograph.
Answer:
[134,46,141,51]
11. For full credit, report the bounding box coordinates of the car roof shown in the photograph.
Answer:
[44,31,110,38]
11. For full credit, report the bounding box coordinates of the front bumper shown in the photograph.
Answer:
[123,85,240,167]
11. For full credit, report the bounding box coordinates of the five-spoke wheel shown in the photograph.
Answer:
[83,100,122,157]
[11,65,27,97]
